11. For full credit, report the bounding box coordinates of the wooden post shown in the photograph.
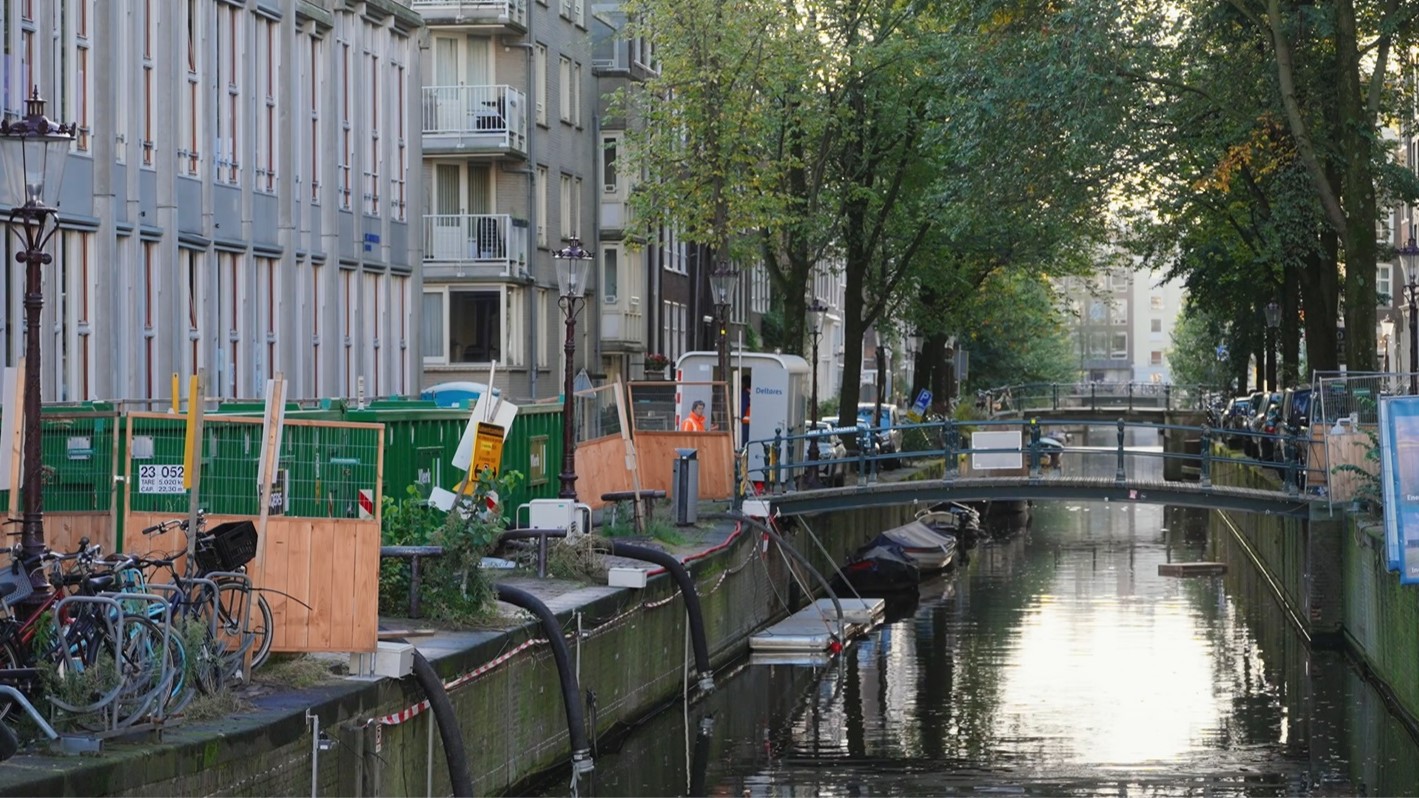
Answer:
[255,375,287,563]
[184,370,206,566]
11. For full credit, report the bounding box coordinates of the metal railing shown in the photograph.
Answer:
[980,382,1212,415]
[422,213,527,272]
[421,85,527,150]
[409,0,527,26]
[738,416,1320,503]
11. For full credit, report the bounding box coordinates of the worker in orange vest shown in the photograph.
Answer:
[681,400,707,432]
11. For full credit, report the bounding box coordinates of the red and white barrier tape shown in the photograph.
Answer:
[371,636,549,727]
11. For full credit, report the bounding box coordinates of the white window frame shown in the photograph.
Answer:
[534,44,548,126]
[423,286,521,366]
[536,165,549,247]
[558,56,572,123]
[559,173,573,238]
[602,134,619,195]
[602,245,619,304]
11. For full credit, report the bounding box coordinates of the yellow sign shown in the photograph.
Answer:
[470,422,506,480]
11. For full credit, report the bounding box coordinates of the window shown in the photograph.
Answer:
[215,2,242,183]
[339,39,353,209]
[602,135,618,194]
[1150,350,1164,366]
[180,0,203,176]
[1379,264,1393,303]
[534,44,548,126]
[536,288,550,368]
[1150,318,1162,333]
[182,248,205,377]
[256,14,279,193]
[141,0,155,166]
[1110,332,1128,359]
[1149,295,1164,311]
[215,252,245,398]
[62,0,95,152]
[603,246,618,303]
[536,165,549,246]
[424,289,507,364]
[308,34,324,203]
[393,47,409,220]
[141,242,158,398]
[365,34,382,216]
[559,173,573,238]
[558,57,572,123]
[572,62,582,126]
[310,260,324,395]
[573,177,583,236]
[257,257,279,384]
[56,232,95,400]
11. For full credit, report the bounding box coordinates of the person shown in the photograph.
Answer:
[740,383,752,446]
[681,400,708,432]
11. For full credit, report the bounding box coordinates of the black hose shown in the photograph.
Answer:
[409,650,474,798]
[606,540,714,692]
[499,529,716,692]
[712,511,845,633]
[495,582,594,776]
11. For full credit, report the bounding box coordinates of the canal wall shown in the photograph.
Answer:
[1211,456,1419,736]
[2,503,917,797]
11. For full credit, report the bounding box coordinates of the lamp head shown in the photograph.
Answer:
[1263,301,1280,329]
[0,87,74,210]
[553,236,594,298]
[709,263,739,309]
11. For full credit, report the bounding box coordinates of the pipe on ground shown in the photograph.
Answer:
[494,582,595,777]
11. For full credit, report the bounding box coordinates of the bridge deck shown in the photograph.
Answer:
[766,474,1319,517]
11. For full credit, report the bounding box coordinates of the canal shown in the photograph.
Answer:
[538,438,1419,796]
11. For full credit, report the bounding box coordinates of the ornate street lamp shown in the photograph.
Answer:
[708,263,739,389]
[0,88,74,581]
[1400,237,1419,394]
[804,298,829,487]
[1263,301,1280,393]
[554,237,594,499]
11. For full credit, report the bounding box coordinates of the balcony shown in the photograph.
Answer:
[423,214,528,279]
[409,0,527,31]
[422,85,528,158]
[600,301,645,352]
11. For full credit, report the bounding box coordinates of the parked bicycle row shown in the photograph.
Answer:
[0,511,271,756]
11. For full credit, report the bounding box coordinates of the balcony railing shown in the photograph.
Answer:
[422,85,527,155]
[601,304,645,345]
[408,0,526,28]
[424,214,527,274]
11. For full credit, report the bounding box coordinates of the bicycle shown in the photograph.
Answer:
[142,512,274,671]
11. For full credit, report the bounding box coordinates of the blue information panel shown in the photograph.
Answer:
[907,389,932,422]
[1380,396,1419,580]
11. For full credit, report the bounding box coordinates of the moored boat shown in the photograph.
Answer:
[835,539,921,594]
[875,519,959,572]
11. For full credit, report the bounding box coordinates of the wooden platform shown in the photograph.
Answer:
[749,597,885,654]
[1158,562,1228,577]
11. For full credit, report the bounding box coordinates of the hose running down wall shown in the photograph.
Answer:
[409,650,475,798]
[494,582,595,777]
[499,529,716,692]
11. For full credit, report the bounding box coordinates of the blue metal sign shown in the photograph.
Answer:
[908,389,932,422]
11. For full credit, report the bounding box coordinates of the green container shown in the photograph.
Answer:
[0,405,120,515]
[347,400,566,521]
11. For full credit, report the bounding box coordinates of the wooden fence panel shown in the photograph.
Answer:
[1324,430,1372,502]
[633,432,734,500]
[43,513,114,555]
[574,435,633,510]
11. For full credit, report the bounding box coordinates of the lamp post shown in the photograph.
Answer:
[1263,301,1280,392]
[708,263,739,387]
[805,295,828,482]
[0,89,74,580]
[1400,237,1419,394]
[554,237,594,500]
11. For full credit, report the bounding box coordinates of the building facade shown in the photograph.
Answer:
[0,0,423,404]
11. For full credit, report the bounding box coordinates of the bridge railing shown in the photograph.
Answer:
[980,383,1215,415]
[738,416,1316,504]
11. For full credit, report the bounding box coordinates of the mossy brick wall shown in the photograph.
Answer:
[373,504,915,796]
[1343,519,1419,726]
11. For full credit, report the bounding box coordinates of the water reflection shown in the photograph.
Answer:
[542,490,1419,796]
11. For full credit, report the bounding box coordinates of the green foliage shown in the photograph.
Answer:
[818,397,840,419]
[1168,302,1234,391]
[378,472,525,623]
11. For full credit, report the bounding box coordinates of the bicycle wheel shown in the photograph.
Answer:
[213,581,273,675]
[0,639,25,724]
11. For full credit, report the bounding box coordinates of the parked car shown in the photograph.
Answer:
[804,421,851,487]
[857,403,904,467]
[1222,396,1253,450]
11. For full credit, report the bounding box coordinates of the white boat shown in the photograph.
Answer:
[875,520,958,572]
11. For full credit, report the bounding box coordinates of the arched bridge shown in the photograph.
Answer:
[741,414,1324,518]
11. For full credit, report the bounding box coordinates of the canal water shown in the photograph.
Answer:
[541,437,1419,796]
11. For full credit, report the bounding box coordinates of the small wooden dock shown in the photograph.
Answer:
[1158,562,1228,577]
[749,597,886,655]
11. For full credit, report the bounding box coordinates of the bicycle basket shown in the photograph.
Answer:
[195,521,259,572]
[0,561,34,608]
